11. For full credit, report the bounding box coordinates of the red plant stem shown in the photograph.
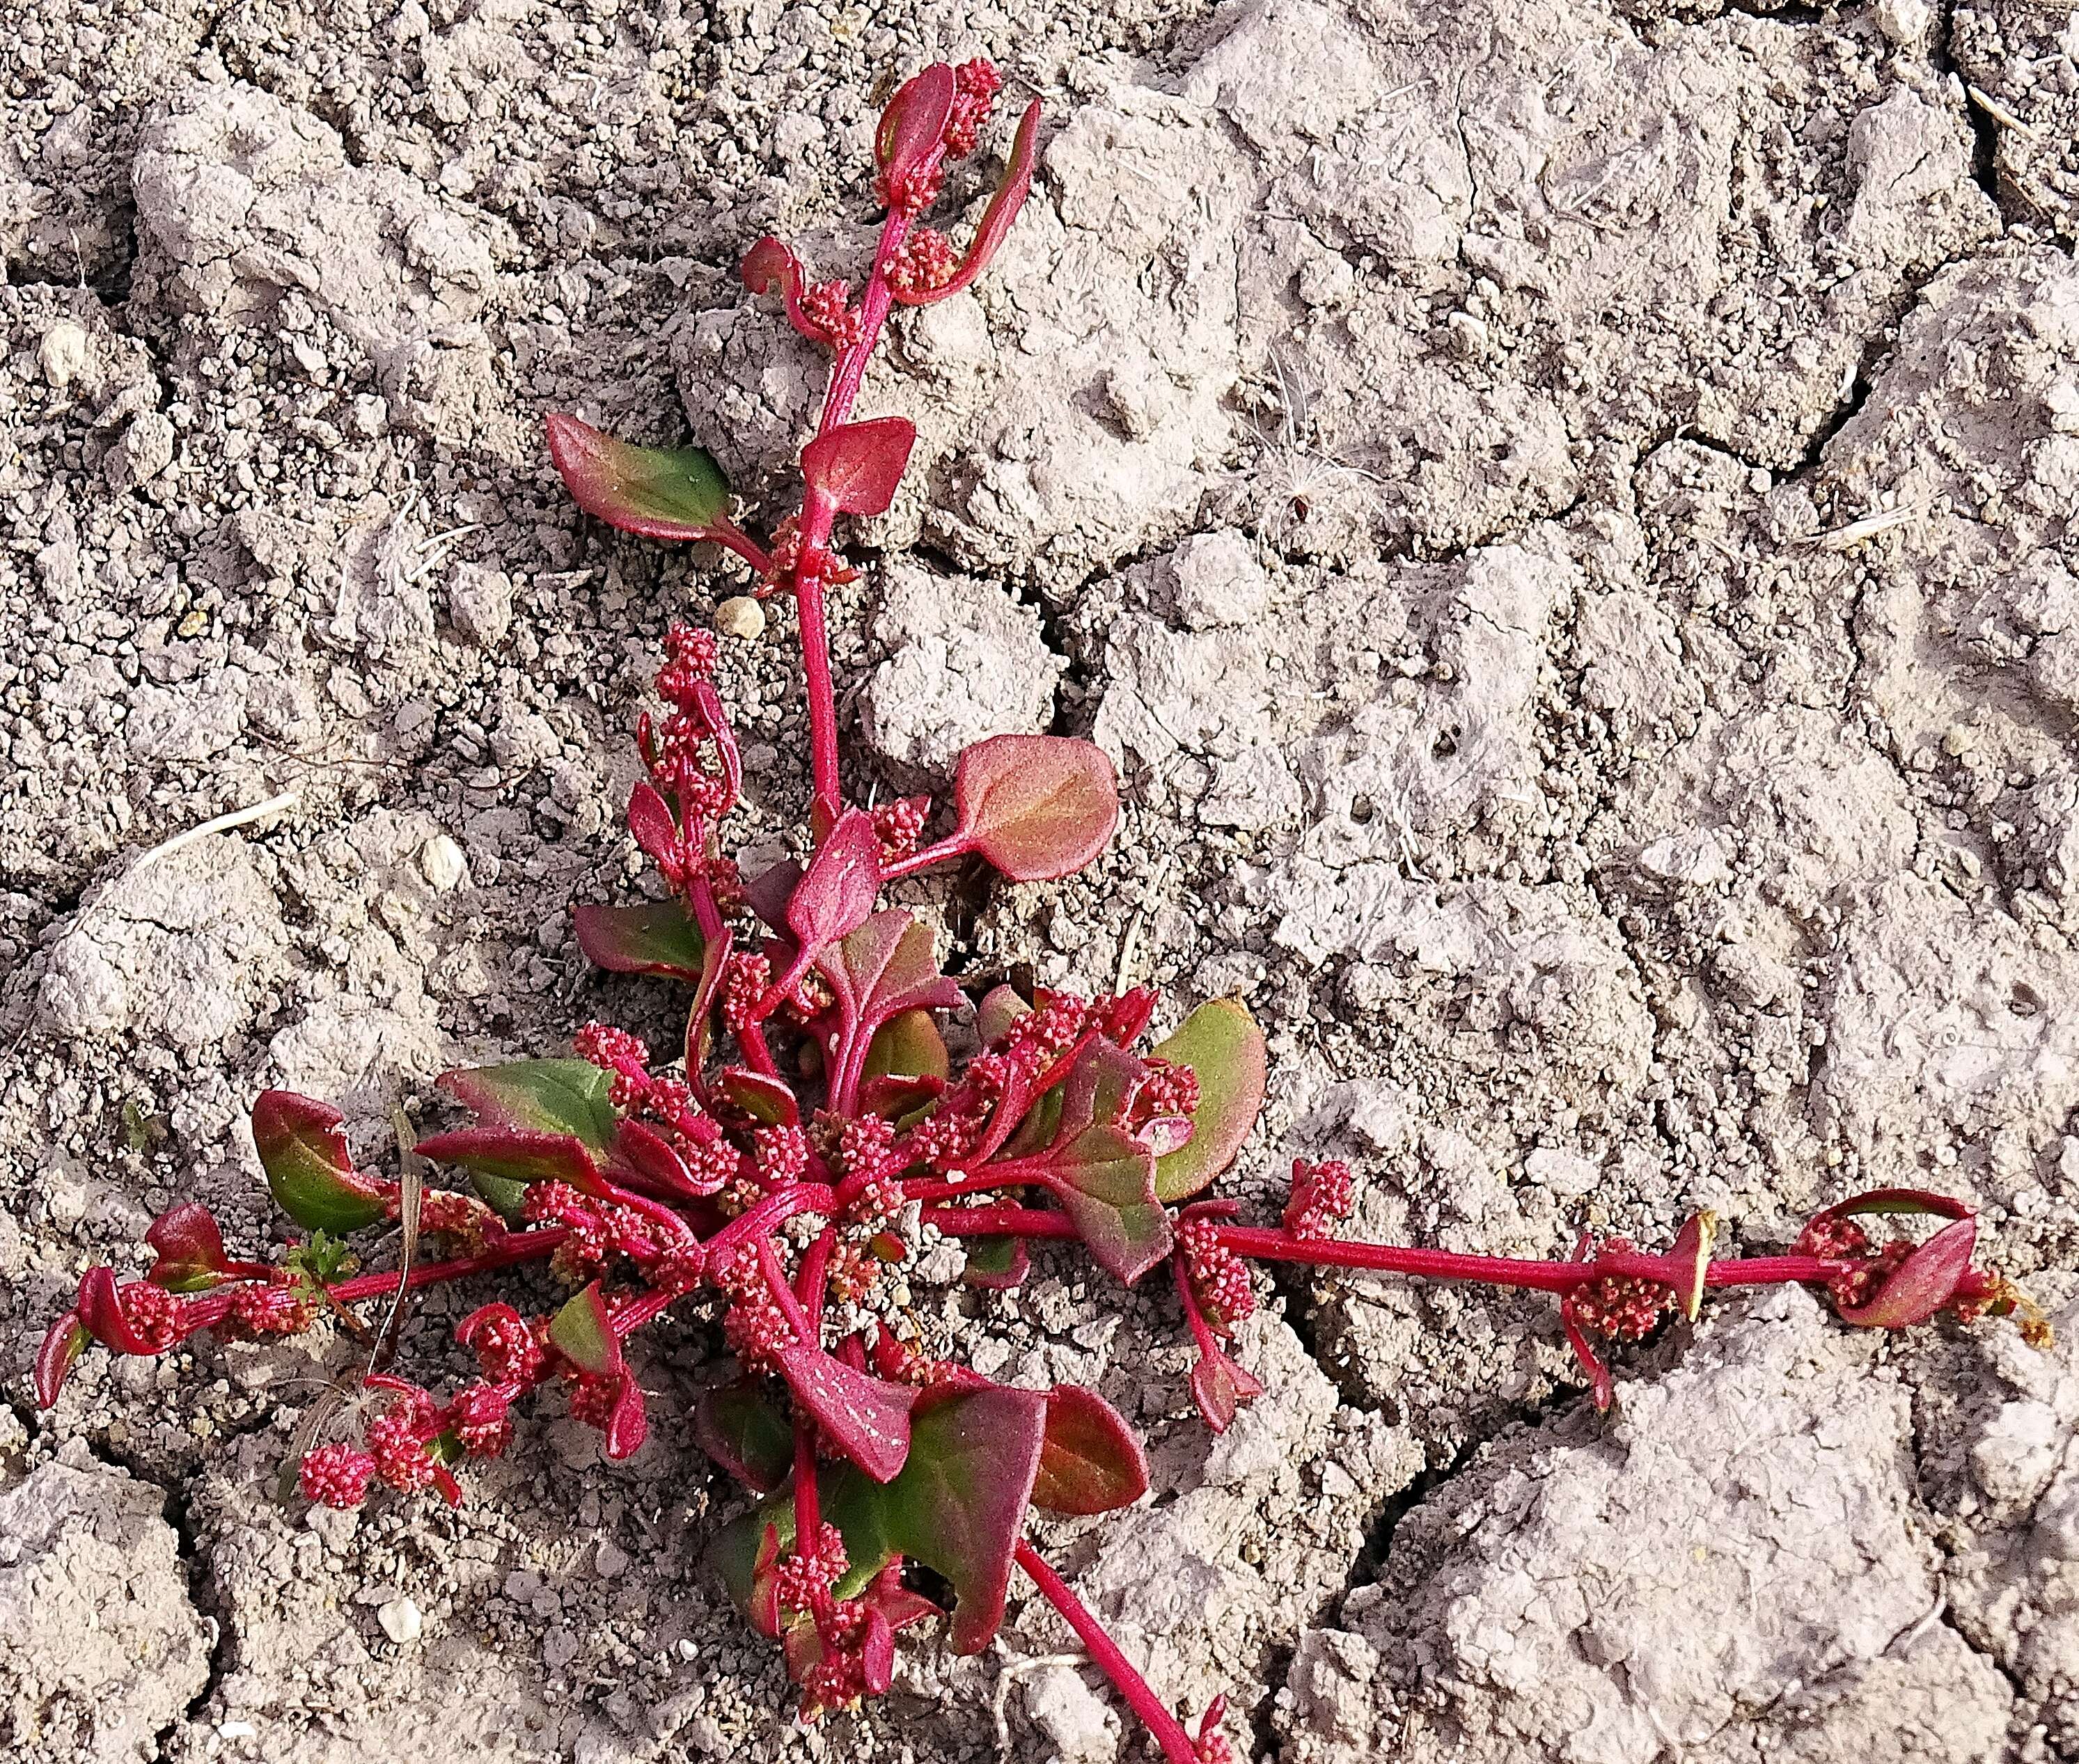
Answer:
[1013,1541,1199,1764]
[327,1228,570,1305]
[925,1208,1850,1298]
[759,1237,817,1341]
[904,1172,1038,1206]
[1172,1250,1223,1363]
[794,576,846,819]
[610,1288,680,1337]
[705,1183,837,1267]
[877,833,973,883]
[708,517,777,578]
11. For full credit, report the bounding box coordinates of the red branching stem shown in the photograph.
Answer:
[758,1237,817,1341]
[876,833,973,883]
[922,1204,1074,1239]
[705,1183,838,1266]
[708,517,777,578]
[1172,1249,1225,1363]
[611,1288,680,1338]
[1014,1541,1200,1764]
[327,1228,570,1305]
[904,1172,1039,1206]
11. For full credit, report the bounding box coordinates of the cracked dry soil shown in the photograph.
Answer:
[6,0,2079,1759]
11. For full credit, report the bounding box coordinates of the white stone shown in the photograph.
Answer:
[377,1595,423,1644]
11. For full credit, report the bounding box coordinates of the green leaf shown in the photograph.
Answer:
[1150,1000,1266,1202]
[547,1283,622,1378]
[963,1235,1029,1290]
[250,1090,388,1234]
[953,735,1120,882]
[437,1060,619,1149]
[693,1380,795,1493]
[545,413,732,541]
[863,1008,950,1087]
[572,900,707,979]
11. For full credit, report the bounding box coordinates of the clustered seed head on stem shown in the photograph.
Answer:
[36,57,2050,1764]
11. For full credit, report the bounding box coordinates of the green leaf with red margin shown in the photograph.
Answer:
[716,1067,801,1128]
[862,1008,950,1088]
[415,1127,602,1217]
[1042,1124,1172,1285]
[714,1385,1047,1655]
[1030,1386,1147,1515]
[1148,1000,1266,1202]
[436,1060,619,1149]
[693,1380,794,1493]
[547,1282,622,1378]
[251,1090,389,1234]
[572,899,707,979]
[544,414,733,542]
[953,735,1120,882]
[963,1234,1029,1290]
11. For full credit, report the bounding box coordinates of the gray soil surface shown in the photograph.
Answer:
[5,0,2079,1759]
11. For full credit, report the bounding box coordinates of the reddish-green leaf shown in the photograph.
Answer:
[1666,1209,1716,1323]
[572,900,706,979]
[1149,1000,1266,1202]
[820,912,963,1035]
[964,1234,1029,1290]
[740,235,803,301]
[773,1340,918,1484]
[604,1376,648,1460]
[1188,1337,1264,1433]
[799,418,916,519]
[1059,1039,1147,1137]
[1042,1124,1171,1285]
[1817,1188,1972,1224]
[835,1385,1047,1653]
[1839,1215,1980,1329]
[1030,1386,1148,1515]
[953,735,1120,881]
[437,1060,618,1149]
[693,1380,795,1493]
[416,1126,601,1192]
[893,100,1042,308]
[717,1066,800,1127]
[547,1282,622,1378]
[787,808,884,959]
[611,1117,721,1200]
[251,1090,388,1234]
[36,1312,89,1407]
[975,983,1031,1048]
[545,413,732,542]
[876,61,956,175]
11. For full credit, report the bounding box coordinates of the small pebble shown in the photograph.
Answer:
[715,595,767,640]
[38,320,91,388]
[419,834,468,891]
[377,1596,423,1644]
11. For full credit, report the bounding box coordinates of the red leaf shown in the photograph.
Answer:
[787,808,884,958]
[953,735,1120,881]
[611,1117,723,1200]
[1031,1387,1148,1515]
[799,418,917,519]
[76,1268,160,1355]
[144,1202,251,1293]
[604,1376,649,1460]
[773,1340,918,1484]
[717,1066,801,1127]
[894,100,1042,307]
[626,781,680,871]
[545,413,732,542]
[1188,1338,1264,1433]
[35,1312,89,1406]
[1840,1215,1980,1328]
[1560,1296,1617,1411]
[740,235,803,301]
[876,62,957,178]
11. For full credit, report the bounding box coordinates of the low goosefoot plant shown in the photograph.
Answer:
[39,60,2050,1764]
